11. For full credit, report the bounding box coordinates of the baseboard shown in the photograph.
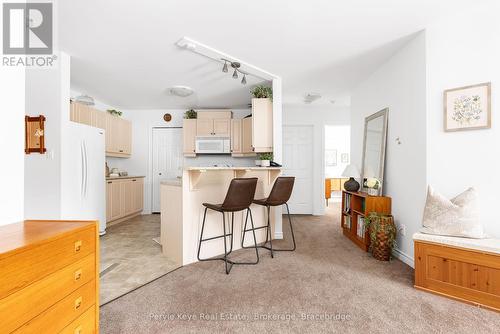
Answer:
[392,248,414,268]
[274,231,283,239]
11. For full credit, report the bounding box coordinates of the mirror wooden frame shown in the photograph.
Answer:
[25,115,47,154]
[361,108,388,194]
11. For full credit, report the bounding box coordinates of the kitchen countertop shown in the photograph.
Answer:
[106,175,145,180]
[161,178,182,187]
[185,166,281,171]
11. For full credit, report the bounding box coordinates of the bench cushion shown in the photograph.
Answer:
[413,232,500,255]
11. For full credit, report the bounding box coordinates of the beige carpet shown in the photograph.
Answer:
[100,204,500,333]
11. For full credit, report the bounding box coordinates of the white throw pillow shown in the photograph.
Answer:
[421,186,485,239]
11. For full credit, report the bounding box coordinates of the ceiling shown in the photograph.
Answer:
[58,0,482,109]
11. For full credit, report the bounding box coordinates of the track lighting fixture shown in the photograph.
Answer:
[221,58,247,85]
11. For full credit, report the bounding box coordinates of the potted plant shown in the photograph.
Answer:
[184,109,197,119]
[107,109,122,117]
[257,152,273,167]
[251,85,273,100]
[366,177,381,196]
[364,213,397,261]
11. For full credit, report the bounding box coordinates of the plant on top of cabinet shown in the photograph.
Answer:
[184,109,197,119]
[107,109,122,117]
[251,85,272,99]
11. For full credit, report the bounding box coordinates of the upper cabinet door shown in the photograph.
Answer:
[70,102,79,122]
[196,119,213,136]
[252,98,273,152]
[91,109,106,129]
[213,119,230,136]
[119,118,132,154]
[78,104,92,126]
[231,119,242,153]
[242,117,254,154]
[183,119,197,155]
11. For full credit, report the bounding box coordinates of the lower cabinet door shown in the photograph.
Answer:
[132,178,144,213]
[120,180,134,216]
[109,181,121,221]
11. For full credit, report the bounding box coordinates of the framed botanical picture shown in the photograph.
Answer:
[325,149,337,167]
[341,153,349,164]
[444,82,491,131]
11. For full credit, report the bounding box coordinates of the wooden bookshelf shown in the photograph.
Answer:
[341,190,392,251]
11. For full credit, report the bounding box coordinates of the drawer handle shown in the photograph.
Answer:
[107,181,112,184]
[132,179,136,181]
[74,325,82,334]
[74,240,82,253]
[119,150,123,152]
[74,269,82,281]
[74,296,82,310]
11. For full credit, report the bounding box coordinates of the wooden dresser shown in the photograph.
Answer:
[0,220,99,334]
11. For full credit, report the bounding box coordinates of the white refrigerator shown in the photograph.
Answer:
[61,122,106,234]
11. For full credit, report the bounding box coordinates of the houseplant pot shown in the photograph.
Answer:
[364,213,397,261]
[258,153,273,168]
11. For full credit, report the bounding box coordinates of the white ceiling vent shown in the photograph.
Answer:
[169,86,194,97]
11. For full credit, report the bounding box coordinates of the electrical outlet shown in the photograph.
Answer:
[399,224,406,236]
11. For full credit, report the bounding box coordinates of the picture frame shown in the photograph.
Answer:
[444,82,491,132]
[325,149,337,167]
[25,115,47,154]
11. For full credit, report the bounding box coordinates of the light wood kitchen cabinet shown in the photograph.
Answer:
[196,119,213,136]
[183,119,197,156]
[231,117,256,157]
[106,177,144,224]
[195,118,230,137]
[251,98,273,152]
[105,113,132,157]
[70,101,131,157]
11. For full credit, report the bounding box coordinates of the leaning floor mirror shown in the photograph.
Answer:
[361,108,389,195]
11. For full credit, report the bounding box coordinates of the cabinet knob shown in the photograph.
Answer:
[74,296,82,310]
[107,181,112,184]
[74,269,82,281]
[159,173,162,175]
[74,240,82,253]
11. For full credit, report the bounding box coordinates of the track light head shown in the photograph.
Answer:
[232,69,238,79]
[241,74,247,85]
[222,61,228,73]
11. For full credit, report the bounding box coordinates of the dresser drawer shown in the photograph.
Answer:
[0,226,95,299]
[60,305,96,334]
[0,254,95,333]
[13,279,96,334]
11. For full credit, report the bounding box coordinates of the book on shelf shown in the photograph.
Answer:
[357,215,365,238]
[344,215,351,229]
[343,193,351,213]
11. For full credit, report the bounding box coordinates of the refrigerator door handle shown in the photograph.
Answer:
[80,141,85,198]
[83,140,88,198]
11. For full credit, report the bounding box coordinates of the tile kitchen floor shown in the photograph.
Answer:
[99,214,180,305]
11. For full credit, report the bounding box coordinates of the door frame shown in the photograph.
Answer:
[149,126,182,213]
[282,124,315,215]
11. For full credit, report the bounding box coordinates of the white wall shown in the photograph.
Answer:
[426,4,500,238]
[283,105,350,215]
[0,67,25,225]
[24,53,70,219]
[351,32,427,266]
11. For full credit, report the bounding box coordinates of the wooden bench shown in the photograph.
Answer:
[414,232,500,312]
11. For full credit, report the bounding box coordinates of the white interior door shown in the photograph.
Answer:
[152,128,183,213]
[282,125,314,214]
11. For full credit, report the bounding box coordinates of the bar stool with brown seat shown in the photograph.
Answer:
[241,176,296,258]
[197,177,260,274]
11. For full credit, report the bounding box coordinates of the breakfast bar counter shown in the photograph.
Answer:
[161,167,281,266]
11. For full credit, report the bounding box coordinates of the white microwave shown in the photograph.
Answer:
[195,137,231,154]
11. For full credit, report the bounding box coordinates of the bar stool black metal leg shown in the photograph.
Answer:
[266,205,274,258]
[221,211,231,274]
[285,203,296,251]
[247,208,260,263]
[197,207,209,262]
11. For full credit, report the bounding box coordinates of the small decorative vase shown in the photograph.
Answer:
[344,177,360,192]
[369,215,396,261]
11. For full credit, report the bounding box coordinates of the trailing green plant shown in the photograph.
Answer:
[184,109,197,119]
[364,212,397,252]
[258,152,273,161]
[107,109,122,117]
[251,85,273,99]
